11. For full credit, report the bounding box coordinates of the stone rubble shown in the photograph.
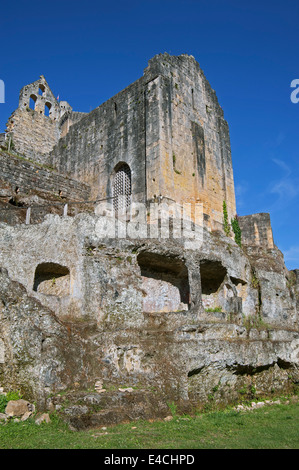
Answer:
[0,390,51,425]
[5,399,35,418]
[35,413,51,425]
[94,380,107,393]
[233,398,293,412]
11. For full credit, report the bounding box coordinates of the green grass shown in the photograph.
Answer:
[0,402,298,449]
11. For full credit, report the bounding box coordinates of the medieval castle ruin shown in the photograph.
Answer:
[0,54,298,428]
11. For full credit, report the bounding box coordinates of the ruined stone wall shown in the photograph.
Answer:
[6,107,61,163]
[18,75,61,119]
[236,213,298,327]
[48,78,147,204]
[238,213,275,249]
[5,76,62,163]
[0,150,91,202]
[59,111,88,138]
[5,75,86,164]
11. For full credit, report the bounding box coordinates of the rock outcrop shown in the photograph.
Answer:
[0,213,298,428]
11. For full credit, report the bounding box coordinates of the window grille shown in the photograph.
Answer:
[113,163,131,214]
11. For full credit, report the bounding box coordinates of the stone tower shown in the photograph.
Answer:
[5,53,236,232]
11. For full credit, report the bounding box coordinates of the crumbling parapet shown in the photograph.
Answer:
[18,75,61,120]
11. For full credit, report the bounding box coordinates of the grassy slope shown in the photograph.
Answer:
[0,402,298,449]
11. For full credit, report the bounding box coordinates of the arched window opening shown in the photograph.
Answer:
[45,102,52,117]
[38,84,45,96]
[33,262,70,297]
[113,163,131,215]
[29,94,37,110]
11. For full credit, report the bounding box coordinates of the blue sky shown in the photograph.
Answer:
[0,0,298,269]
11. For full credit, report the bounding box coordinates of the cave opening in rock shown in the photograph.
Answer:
[137,252,190,313]
[33,262,70,297]
[200,259,227,310]
[200,260,227,295]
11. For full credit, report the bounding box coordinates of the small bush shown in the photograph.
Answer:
[251,273,260,289]
[205,306,222,313]
[0,390,23,413]
[231,216,242,247]
[0,395,8,413]
[167,401,177,418]
[6,390,22,401]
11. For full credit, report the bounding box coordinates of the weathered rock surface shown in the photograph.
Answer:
[0,213,298,428]
[0,266,95,408]
[5,399,35,417]
[35,412,51,425]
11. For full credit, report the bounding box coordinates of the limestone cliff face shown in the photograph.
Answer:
[0,267,90,408]
[0,213,298,426]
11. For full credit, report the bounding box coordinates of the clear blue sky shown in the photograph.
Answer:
[0,0,298,269]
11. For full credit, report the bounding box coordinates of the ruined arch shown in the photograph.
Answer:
[45,102,52,117]
[29,94,37,110]
[38,84,45,96]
